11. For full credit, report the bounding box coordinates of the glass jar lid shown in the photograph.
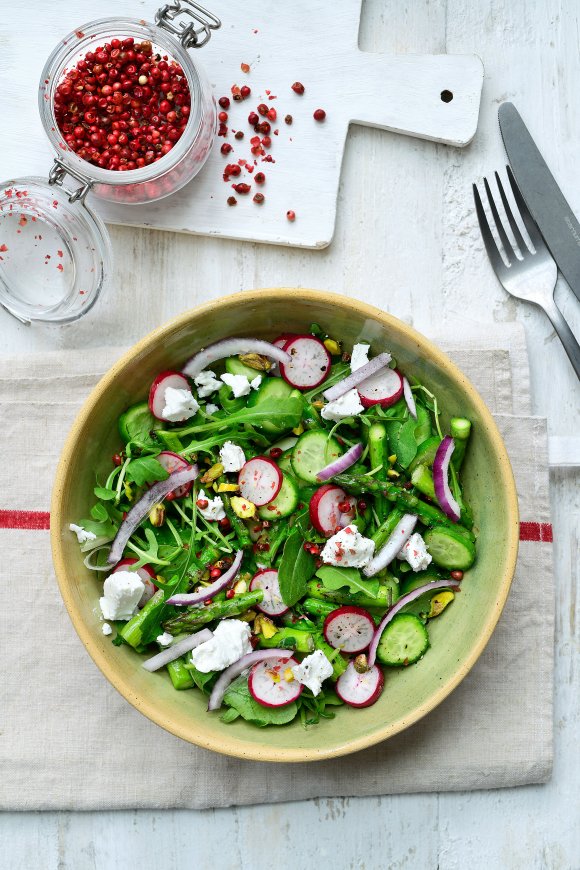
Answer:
[0,177,112,324]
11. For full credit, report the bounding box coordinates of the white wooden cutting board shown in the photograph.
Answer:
[0,0,483,248]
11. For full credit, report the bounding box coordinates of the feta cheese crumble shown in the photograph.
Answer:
[189,619,252,673]
[196,488,226,521]
[350,343,370,372]
[219,440,246,472]
[194,369,222,398]
[220,372,262,398]
[161,387,200,422]
[291,650,334,696]
[156,632,174,647]
[321,388,365,422]
[102,623,112,636]
[69,523,97,544]
[320,524,375,568]
[397,532,432,571]
[205,403,219,415]
[99,571,145,621]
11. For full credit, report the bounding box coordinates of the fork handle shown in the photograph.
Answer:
[542,299,580,380]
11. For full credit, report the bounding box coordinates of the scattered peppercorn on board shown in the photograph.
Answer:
[1,0,483,248]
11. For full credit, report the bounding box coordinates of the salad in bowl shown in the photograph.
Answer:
[69,322,478,729]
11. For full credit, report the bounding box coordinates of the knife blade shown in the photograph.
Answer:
[498,101,580,303]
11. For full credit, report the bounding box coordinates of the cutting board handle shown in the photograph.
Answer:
[345,52,484,146]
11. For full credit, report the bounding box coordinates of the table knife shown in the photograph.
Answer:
[498,102,580,304]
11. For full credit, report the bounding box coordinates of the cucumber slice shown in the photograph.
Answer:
[277,450,294,475]
[424,526,476,570]
[248,377,295,434]
[217,383,245,413]
[258,474,300,520]
[376,613,429,666]
[118,401,162,444]
[291,430,342,483]
[224,356,264,381]
[399,571,448,618]
[407,436,441,474]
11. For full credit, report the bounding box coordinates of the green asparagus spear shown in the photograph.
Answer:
[368,422,388,520]
[410,464,436,500]
[257,627,315,654]
[300,598,337,619]
[221,492,252,549]
[306,579,394,610]
[314,635,348,679]
[167,657,195,690]
[371,507,404,550]
[119,589,166,649]
[450,418,472,470]
[333,472,456,528]
[163,589,263,632]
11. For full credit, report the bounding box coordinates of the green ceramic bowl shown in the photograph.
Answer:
[51,289,519,762]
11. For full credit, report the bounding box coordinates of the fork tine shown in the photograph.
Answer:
[505,165,546,251]
[494,171,528,253]
[483,176,516,260]
[472,183,508,275]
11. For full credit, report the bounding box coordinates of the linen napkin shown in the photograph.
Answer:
[0,324,554,810]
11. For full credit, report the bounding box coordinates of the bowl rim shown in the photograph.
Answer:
[51,288,519,762]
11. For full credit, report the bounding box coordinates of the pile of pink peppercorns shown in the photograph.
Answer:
[218,68,326,221]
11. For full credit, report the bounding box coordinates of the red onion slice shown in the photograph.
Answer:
[403,377,417,420]
[208,649,294,711]
[182,338,291,379]
[433,436,461,522]
[142,628,213,672]
[323,352,392,402]
[362,513,418,577]
[167,550,243,606]
[368,578,461,667]
[316,442,364,482]
[107,465,199,566]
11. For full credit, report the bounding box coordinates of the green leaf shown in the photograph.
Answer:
[220,708,241,724]
[222,675,298,726]
[184,664,218,694]
[125,457,169,487]
[90,502,110,522]
[278,529,316,607]
[178,396,303,438]
[315,565,380,599]
[78,517,117,538]
[94,486,117,501]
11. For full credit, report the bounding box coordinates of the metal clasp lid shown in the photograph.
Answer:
[155,0,221,49]
[48,158,93,204]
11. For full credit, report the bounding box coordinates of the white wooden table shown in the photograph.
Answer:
[1,1,579,867]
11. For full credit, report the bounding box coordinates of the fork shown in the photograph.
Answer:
[473,165,580,379]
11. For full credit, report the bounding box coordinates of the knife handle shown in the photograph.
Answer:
[543,298,580,380]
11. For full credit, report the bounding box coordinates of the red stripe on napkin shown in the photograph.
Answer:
[0,510,51,530]
[519,521,553,543]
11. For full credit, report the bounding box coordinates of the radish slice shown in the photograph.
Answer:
[113,558,157,607]
[208,649,294,711]
[249,568,289,616]
[363,514,417,577]
[157,451,195,499]
[149,371,191,421]
[316,442,363,481]
[280,335,331,389]
[433,436,461,522]
[182,338,291,379]
[368,578,461,667]
[358,367,403,408]
[309,484,356,536]
[238,457,283,506]
[167,550,243,606]
[323,352,392,402]
[107,465,199,566]
[403,376,417,419]
[248,656,303,707]
[142,628,213,672]
[323,606,375,653]
[336,661,384,708]
[270,335,297,375]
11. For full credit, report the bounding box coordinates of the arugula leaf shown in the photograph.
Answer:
[94,486,117,501]
[90,502,110,522]
[178,396,303,438]
[184,664,218,694]
[278,529,316,606]
[315,565,380,599]
[222,675,298,726]
[220,708,241,723]
[125,457,169,487]
[78,517,117,539]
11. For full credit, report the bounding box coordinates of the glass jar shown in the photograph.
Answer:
[0,1,220,324]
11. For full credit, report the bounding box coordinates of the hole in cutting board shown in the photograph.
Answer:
[440,90,454,103]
